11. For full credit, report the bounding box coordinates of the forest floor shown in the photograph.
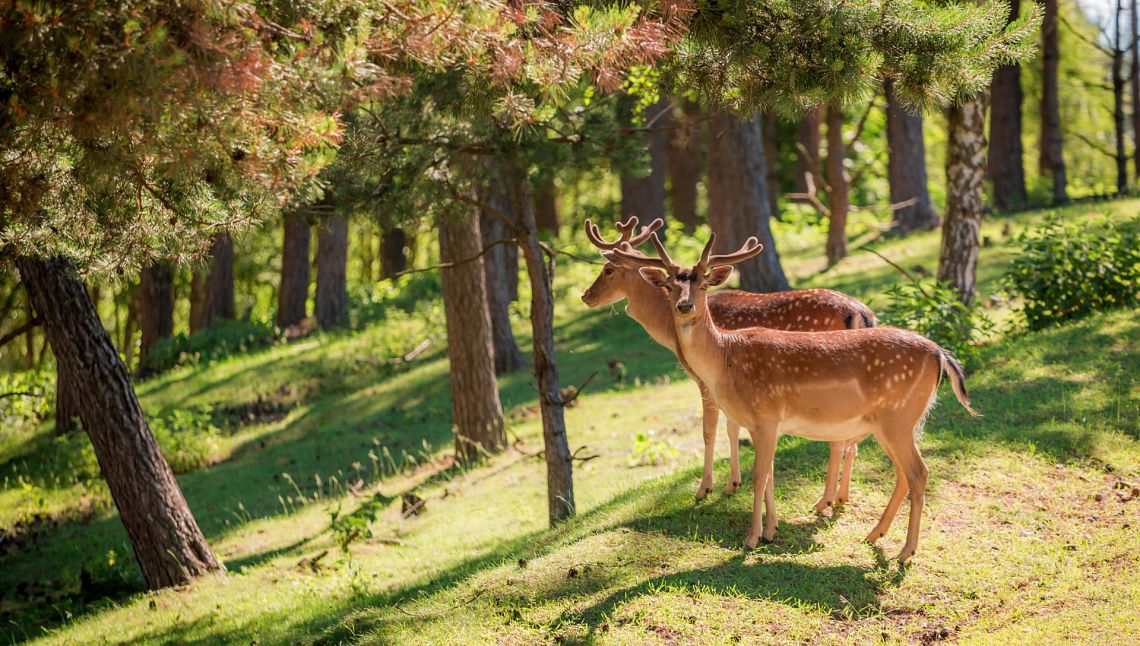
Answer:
[2,200,1138,645]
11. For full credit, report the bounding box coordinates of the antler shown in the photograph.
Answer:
[585,217,664,251]
[610,231,678,271]
[697,235,764,271]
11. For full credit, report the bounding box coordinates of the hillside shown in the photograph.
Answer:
[2,200,1138,645]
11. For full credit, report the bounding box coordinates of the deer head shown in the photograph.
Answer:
[580,216,664,307]
[610,232,763,322]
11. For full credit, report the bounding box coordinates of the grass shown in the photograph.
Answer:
[1,199,1138,645]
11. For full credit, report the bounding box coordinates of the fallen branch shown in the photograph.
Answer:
[389,339,431,364]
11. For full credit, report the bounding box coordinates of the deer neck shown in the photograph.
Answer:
[623,277,680,355]
[672,306,727,387]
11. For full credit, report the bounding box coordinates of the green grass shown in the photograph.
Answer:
[2,200,1138,645]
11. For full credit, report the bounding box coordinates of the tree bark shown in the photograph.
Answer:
[620,96,669,226]
[18,255,223,589]
[315,215,349,329]
[1113,0,1128,193]
[706,110,791,292]
[55,361,80,435]
[763,110,782,217]
[277,213,311,329]
[794,106,823,192]
[438,208,507,462]
[666,97,702,231]
[137,262,174,376]
[1132,0,1140,180]
[380,228,408,279]
[1040,0,1068,203]
[886,80,941,231]
[480,175,525,373]
[940,95,989,304]
[533,177,560,236]
[825,105,849,265]
[504,159,575,525]
[189,232,235,333]
[988,0,1027,210]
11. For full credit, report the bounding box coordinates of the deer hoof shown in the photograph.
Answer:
[724,481,740,495]
[864,530,884,545]
[695,485,712,501]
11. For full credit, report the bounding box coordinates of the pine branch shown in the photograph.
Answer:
[0,317,41,350]
[1070,131,1119,159]
[391,239,515,278]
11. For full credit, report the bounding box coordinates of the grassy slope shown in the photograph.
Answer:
[1,200,1138,644]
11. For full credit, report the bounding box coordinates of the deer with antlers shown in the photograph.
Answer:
[611,232,978,561]
[582,217,875,511]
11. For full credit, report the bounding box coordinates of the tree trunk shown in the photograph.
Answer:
[706,110,791,292]
[1040,0,1068,203]
[55,361,80,435]
[504,159,575,525]
[480,175,526,373]
[315,215,349,329]
[1114,1,1128,194]
[825,105,849,265]
[23,297,36,368]
[620,96,669,226]
[380,228,408,279]
[939,95,989,304]
[277,213,311,329]
[1132,0,1140,180]
[189,233,235,333]
[137,262,174,376]
[886,80,941,230]
[988,0,1027,210]
[763,110,782,217]
[438,208,507,462]
[667,97,702,232]
[18,255,223,589]
[794,106,823,192]
[534,177,560,236]
[360,223,374,284]
[122,286,137,369]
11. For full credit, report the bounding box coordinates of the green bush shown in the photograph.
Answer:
[878,280,995,369]
[0,369,53,429]
[142,318,278,375]
[1003,213,1139,331]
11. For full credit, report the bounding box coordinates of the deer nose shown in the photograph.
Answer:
[677,302,694,313]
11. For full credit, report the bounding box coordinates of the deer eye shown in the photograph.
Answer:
[604,266,614,276]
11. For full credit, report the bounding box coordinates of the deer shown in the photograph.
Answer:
[582,217,873,512]
[611,232,979,562]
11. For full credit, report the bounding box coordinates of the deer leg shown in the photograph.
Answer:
[764,459,777,540]
[837,440,859,504]
[865,440,908,545]
[744,428,778,549]
[695,384,719,501]
[896,442,928,562]
[814,442,843,513]
[724,416,742,494]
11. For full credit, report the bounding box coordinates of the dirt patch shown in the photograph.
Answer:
[212,384,313,431]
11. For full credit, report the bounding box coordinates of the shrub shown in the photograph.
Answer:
[142,318,278,375]
[0,369,53,430]
[149,407,223,473]
[1004,213,1139,331]
[878,279,995,369]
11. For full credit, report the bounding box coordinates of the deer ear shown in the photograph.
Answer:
[706,265,733,287]
[638,267,670,288]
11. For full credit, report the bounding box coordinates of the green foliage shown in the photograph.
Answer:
[149,407,223,474]
[879,279,995,368]
[1004,214,1140,331]
[142,319,278,375]
[0,370,52,429]
[627,430,680,467]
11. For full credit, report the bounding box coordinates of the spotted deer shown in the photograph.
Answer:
[612,232,978,561]
[582,217,873,512]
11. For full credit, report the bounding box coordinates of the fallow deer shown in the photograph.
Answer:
[612,233,978,562]
[582,217,872,512]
